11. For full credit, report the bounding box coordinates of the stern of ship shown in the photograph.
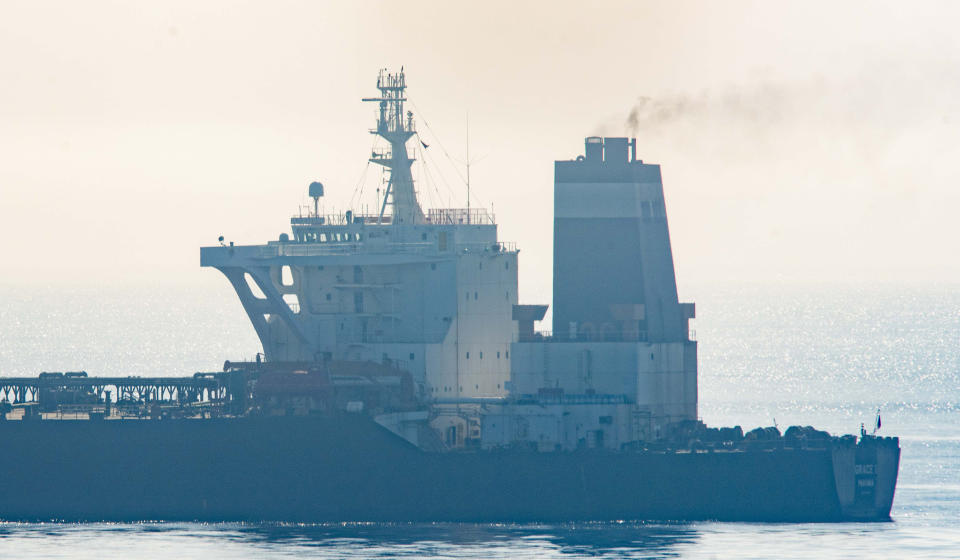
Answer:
[831,435,901,521]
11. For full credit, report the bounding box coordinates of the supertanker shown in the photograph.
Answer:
[0,69,899,522]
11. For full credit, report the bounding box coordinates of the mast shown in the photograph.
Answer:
[362,68,425,225]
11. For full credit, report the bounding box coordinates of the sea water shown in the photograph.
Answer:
[0,282,957,559]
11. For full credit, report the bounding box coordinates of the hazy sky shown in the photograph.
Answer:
[2,1,959,304]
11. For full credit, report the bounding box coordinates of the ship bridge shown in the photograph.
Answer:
[202,69,520,403]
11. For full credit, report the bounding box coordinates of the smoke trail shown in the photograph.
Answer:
[619,82,801,138]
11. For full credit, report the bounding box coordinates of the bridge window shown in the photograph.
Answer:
[409,353,415,361]
[465,352,469,359]
[281,265,294,286]
[474,292,478,300]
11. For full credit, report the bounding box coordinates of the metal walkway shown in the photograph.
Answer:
[0,375,225,406]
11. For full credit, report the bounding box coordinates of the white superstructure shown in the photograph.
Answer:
[202,70,697,450]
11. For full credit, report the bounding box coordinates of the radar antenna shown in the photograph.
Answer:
[362,68,425,225]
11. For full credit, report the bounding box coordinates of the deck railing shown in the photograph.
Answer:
[238,241,517,259]
[426,208,495,225]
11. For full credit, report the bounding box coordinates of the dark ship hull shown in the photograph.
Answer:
[0,415,899,523]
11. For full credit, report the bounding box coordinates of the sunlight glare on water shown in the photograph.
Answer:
[0,283,957,558]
